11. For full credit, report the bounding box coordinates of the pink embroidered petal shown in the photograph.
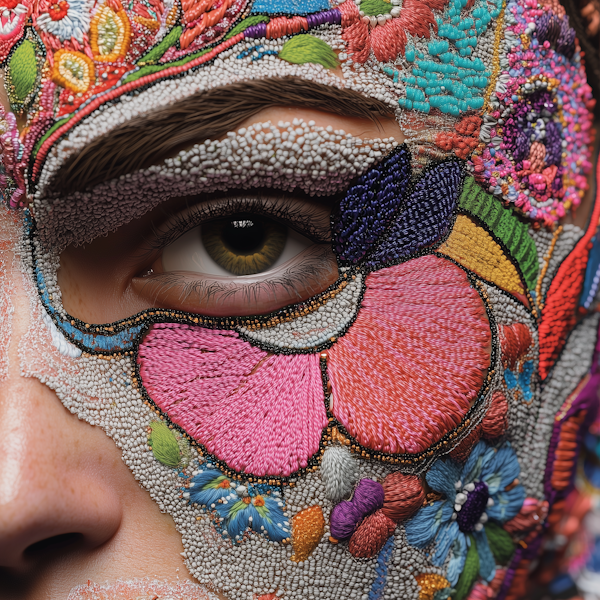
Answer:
[138,324,327,477]
[328,255,491,455]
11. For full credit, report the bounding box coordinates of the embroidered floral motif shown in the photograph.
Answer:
[187,467,290,542]
[36,0,91,43]
[137,155,493,477]
[405,441,525,594]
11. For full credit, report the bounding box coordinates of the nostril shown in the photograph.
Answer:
[24,532,84,560]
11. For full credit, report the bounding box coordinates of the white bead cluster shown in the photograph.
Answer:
[36,24,399,199]
[239,272,363,351]
[36,119,398,250]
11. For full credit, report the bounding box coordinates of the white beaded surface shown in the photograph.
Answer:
[239,272,363,350]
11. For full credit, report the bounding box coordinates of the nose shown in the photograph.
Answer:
[0,375,123,570]
[0,223,122,572]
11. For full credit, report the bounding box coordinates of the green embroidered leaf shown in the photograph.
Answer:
[458,176,539,290]
[9,40,37,102]
[149,421,181,468]
[454,536,480,600]
[225,16,269,40]
[485,521,516,565]
[137,26,183,65]
[279,35,339,70]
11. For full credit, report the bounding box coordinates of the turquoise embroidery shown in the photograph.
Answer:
[396,0,502,115]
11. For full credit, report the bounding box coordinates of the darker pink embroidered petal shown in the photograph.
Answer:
[138,324,327,477]
[328,255,491,455]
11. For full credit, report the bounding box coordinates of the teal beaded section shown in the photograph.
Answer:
[458,177,539,290]
[394,0,502,115]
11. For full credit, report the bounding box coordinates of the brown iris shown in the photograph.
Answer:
[201,216,287,275]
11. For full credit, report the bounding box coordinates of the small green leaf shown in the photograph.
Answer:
[225,16,269,40]
[485,522,516,565]
[454,536,480,600]
[279,35,339,70]
[149,421,181,468]
[9,40,37,101]
[138,26,183,65]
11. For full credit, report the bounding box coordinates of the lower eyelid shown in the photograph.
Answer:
[132,245,339,317]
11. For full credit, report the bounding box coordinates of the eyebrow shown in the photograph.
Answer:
[49,77,395,196]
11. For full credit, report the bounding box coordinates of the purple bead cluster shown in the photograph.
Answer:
[456,480,490,533]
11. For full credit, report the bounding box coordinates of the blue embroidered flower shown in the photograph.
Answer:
[187,466,290,542]
[405,441,525,592]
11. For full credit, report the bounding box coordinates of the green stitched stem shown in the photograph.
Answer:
[149,421,181,468]
[279,35,339,70]
[123,47,211,84]
[454,536,480,600]
[458,176,539,290]
[137,26,183,65]
[485,522,515,565]
[225,15,269,39]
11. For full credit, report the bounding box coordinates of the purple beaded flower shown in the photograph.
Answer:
[405,441,525,595]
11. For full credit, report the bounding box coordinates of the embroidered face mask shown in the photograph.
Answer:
[1,0,598,597]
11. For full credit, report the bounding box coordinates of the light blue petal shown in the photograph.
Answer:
[189,468,226,489]
[504,369,517,389]
[488,484,526,523]
[215,495,243,519]
[447,533,468,586]
[255,496,290,542]
[188,469,233,506]
[193,487,229,506]
[405,501,448,548]
[482,443,520,494]
[426,458,462,500]
[227,504,253,539]
[432,520,460,566]
[474,529,496,582]
[462,440,488,483]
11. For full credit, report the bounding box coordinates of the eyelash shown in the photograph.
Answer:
[145,191,334,255]
[137,245,335,305]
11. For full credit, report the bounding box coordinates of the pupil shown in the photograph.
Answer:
[222,219,266,256]
[201,214,288,276]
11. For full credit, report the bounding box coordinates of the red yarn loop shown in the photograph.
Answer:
[381,472,425,522]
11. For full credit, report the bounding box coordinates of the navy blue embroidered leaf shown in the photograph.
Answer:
[367,160,464,268]
[331,144,411,265]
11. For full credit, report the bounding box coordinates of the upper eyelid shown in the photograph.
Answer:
[146,193,333,253]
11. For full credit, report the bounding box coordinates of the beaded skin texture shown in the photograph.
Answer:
[4,0,600,598]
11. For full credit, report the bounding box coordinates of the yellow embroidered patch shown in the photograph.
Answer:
[438,214,526,297]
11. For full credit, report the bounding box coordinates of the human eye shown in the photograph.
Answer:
[131,192,339,317]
